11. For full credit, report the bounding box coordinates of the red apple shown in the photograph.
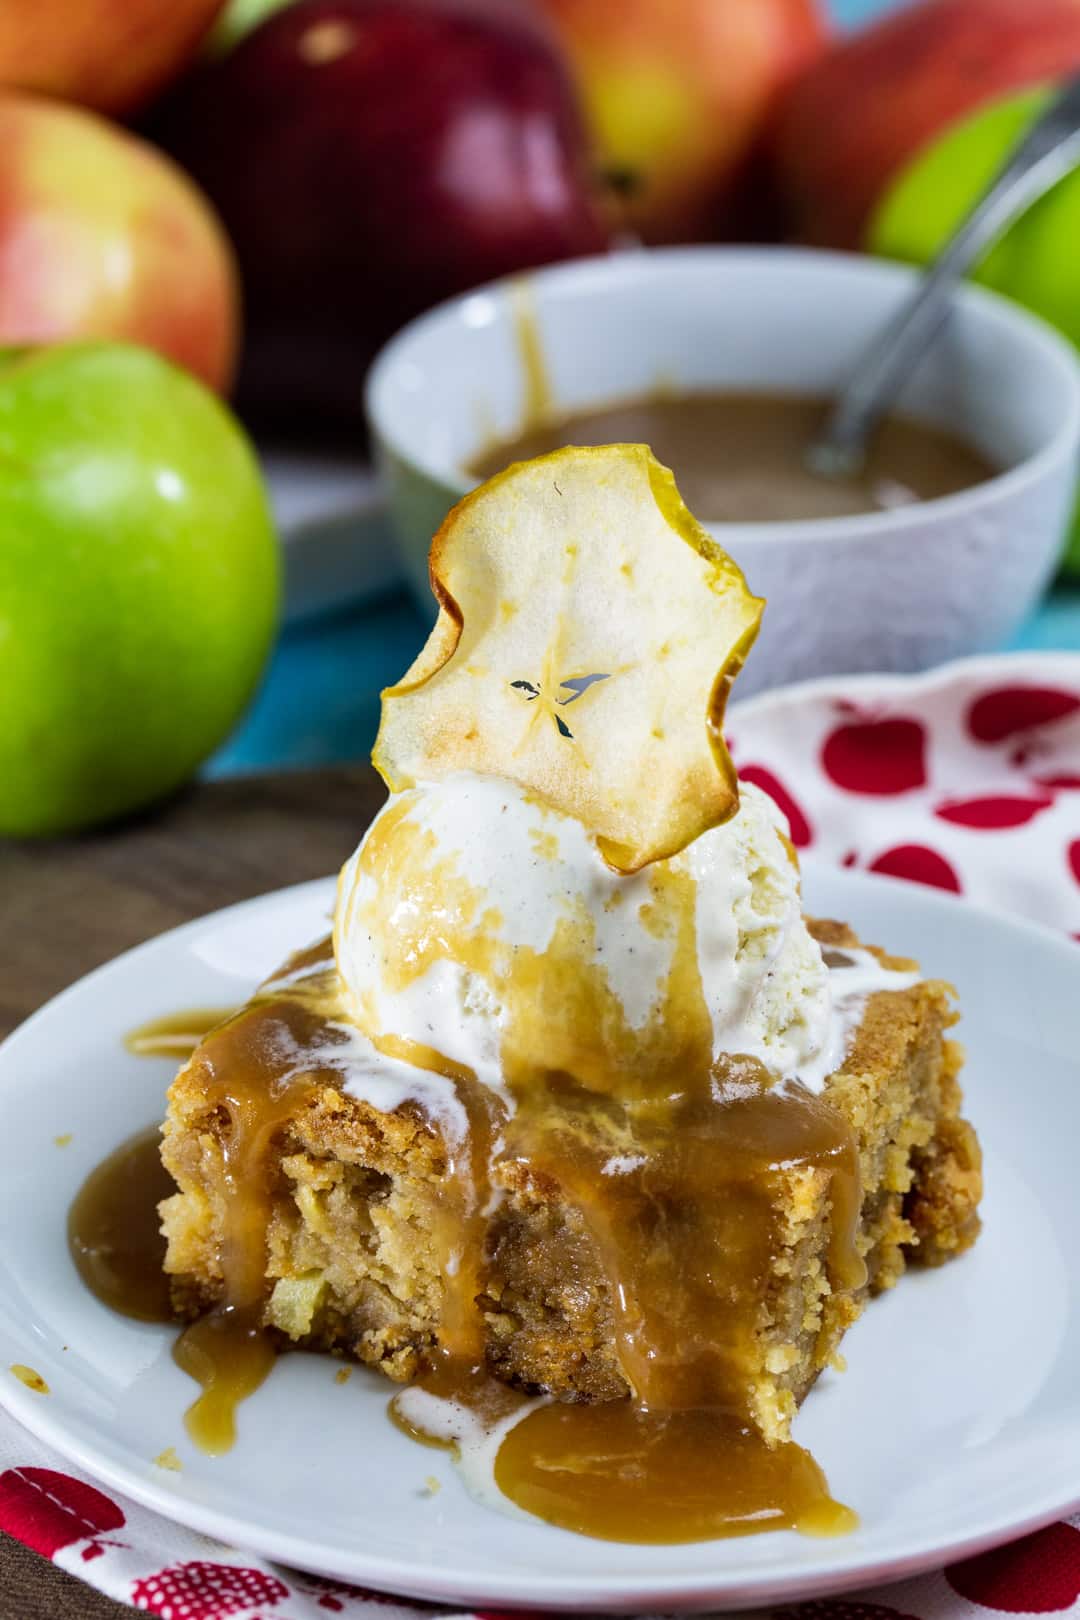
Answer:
[0,93,238,393]
[0,0,227,116]
[771,0,1080,250]
[150,0,610,430]
[534,0,827,243]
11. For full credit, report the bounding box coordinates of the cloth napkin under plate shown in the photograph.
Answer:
[2,651,1078,1619]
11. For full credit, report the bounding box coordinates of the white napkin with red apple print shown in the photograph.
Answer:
[2,652,1078,1620]
[728,653,1080,939]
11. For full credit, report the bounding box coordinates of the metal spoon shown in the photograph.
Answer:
[807,73,1080,481]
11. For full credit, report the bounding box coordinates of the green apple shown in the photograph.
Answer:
[207,0,293,53]
[868,85,1080,573]
[0,343,280,837]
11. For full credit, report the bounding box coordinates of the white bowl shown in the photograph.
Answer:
[365,247,1080,696]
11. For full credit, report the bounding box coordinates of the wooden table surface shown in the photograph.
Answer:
[0,767,385,1620]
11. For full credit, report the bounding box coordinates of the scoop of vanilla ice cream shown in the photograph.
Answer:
[334,771,838,1095]
[689,781,836,1085]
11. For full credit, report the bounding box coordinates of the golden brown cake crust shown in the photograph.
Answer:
[159,916,982,1439]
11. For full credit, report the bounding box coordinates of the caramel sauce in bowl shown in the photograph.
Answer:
[469,392,997,525]
[369,252,1080,701]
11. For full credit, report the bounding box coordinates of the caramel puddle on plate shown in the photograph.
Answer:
[68,1126,174,1324]
[125,1007,236,1061]
[9,1365,49,1395]
[494,1403,856,1543]
[392,1365,855,1544]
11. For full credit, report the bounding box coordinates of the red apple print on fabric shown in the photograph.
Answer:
[822,714,927,796]
[772,1601,920,1620]
[935,794,1054,830]
[738,765,813,846]
[868,844,962,892]
[967,686,1079,743]
[130,1559,289,1617]
[0,1467,125,1563]
[1070,840,1080,885]
[946,1520,1080,1611]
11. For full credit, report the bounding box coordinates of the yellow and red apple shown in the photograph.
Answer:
[534,0,827,243]
[771,0,1080,251]
[0,0,227,116]
[0,93,238,394]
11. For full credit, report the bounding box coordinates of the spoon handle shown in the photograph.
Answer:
[810,74,1080,477]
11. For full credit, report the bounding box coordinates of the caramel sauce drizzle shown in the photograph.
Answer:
[371,1032,506,1367]
[348,813,863,1539]
[83,947,354,1455]
[165,951,350,1455]
[75,840,866,1540]
[490,1065,861,1541]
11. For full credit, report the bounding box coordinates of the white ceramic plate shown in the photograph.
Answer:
[0,867,1077,1612]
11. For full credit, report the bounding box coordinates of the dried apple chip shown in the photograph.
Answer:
[373,444,764,872]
